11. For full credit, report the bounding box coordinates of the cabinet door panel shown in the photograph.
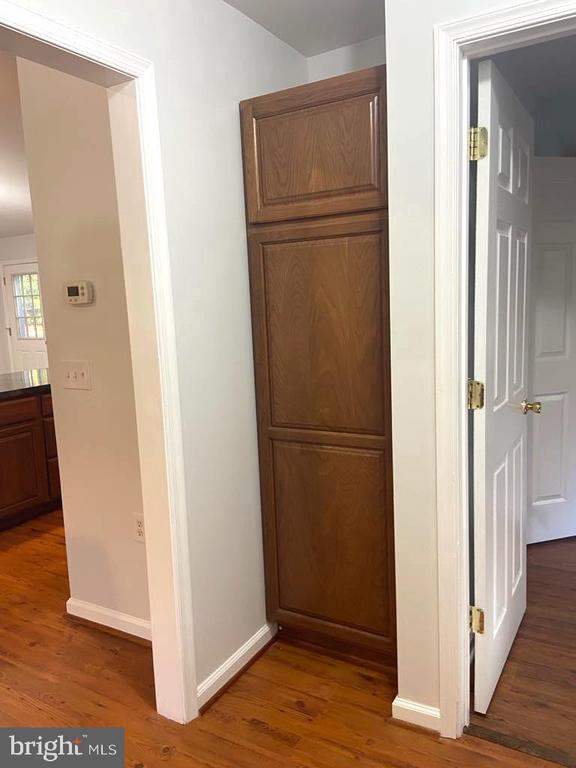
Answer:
[249,212,395,652]
[274,441,391,635]
[0,421,49,517]
[44,416,57,459]
[48,457,61,499]
[241,66,386,223]
[264,231,384,433]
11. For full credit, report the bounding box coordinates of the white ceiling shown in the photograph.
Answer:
[0,51,33,238]
[223,0,385,56]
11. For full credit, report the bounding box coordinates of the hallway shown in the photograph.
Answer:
[0,511,555,767]
[470,538,576,766]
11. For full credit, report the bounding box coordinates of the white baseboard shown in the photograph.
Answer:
[197,623,277,708]
[392,696,441,732]
[66,597,152,641]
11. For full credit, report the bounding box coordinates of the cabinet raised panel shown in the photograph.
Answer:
[0,422,49,517]
[241,66,387,223]
[253,215,387,435]
[274,441,392,636]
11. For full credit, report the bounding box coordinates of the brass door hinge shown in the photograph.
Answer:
[469,126,488,161]
[470,606,485,634]
[468,379,485,410]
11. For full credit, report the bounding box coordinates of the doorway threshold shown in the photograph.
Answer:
[465,723,575,767]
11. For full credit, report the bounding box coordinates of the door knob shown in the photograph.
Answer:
[521,399,542,415]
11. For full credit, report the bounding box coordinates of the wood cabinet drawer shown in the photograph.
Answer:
[0,397,40,428]
[41,394,53,416]
[44,416,57,459]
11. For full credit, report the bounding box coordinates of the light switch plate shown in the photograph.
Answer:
[62,360,92,390]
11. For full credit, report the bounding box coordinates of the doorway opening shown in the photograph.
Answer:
[466,36,576,764]
[433,0,576,743]
[0,5,194,724]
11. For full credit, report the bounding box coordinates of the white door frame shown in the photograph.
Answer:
[0,2,197,722]
[435,0,576,739]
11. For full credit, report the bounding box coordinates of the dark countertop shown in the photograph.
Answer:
[0,369,51,401]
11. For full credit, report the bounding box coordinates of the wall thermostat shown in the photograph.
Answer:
[65,281,94,305]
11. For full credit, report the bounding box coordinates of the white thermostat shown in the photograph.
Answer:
[65,281,94,305]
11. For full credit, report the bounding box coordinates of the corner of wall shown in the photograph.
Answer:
[306,35,386,83]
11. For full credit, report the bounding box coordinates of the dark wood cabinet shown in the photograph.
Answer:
[241,67,387,224]
[41,395,61,500]
[0,420,49,514]
[241,66,395,657]
[0,390,60,528]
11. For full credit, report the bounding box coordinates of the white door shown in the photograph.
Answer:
[529,159,576,544]
[473,60,535,714]
[2,262,48,371]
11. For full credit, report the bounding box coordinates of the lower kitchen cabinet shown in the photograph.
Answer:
[0,390,60,529]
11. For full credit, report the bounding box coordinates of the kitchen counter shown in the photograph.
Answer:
[0,369,50,401]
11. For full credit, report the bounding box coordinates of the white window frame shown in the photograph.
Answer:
[1,256,37,372]
[435,0,576,738]
[9,268,45,340]
[0,1,197,723]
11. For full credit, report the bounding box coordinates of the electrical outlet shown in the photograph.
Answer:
[62,360,92,390]
[135,517,145,543]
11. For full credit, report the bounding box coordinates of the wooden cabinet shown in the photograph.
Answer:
[41,395,61,500]
[241,67,387,224]
[0,420,49,515]
[241,66,395,657]
[0,390,60,528]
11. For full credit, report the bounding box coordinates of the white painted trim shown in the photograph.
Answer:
[132,66,198,724]
[0,0,197,724]
[67,598,152,641]
[197,624,277,708]
[434,20,471,741]
[392,697,441,732]
[434,0,576,740]
[0,0,149,79]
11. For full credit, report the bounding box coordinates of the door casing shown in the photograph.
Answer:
[0,0,197,723]
[434,0,576,740]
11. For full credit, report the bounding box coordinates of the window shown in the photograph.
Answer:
[11,272,45,340]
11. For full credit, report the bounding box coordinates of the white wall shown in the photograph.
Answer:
[7,0,307,689]
[17,59,150,623]
[0,51,33,237]
[535,91,576,156]
[0,233,36,263]
[0,234,37,374]
[307,34,386,81]
[385,0,530,722]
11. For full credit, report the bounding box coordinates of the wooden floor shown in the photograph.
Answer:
[470,538,576,765]
[0,510,555,768]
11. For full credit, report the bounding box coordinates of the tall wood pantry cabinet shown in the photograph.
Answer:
[240,66,395,659]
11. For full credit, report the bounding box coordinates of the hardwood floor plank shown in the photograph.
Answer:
[470,538,576,761]
[0,511,557,767]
